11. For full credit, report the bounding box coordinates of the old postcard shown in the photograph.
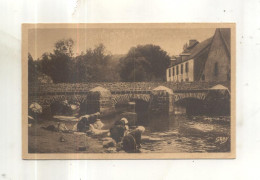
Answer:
[22,23,235,159]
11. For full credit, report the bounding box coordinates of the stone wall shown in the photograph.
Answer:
[204,29,230,82]
[29,81,230,94]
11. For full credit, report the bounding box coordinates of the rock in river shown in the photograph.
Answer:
[29,102,42,117]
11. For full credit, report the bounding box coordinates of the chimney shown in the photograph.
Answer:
[169,57,176,66]
[189,39,199,47]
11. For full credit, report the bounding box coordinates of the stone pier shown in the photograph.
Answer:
[86,86,115,116]
[149,86,174,115]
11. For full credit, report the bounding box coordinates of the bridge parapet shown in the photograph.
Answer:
[29,81,230,94]
[110,90,151,95]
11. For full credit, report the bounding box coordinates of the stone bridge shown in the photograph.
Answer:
[28,81,230,116]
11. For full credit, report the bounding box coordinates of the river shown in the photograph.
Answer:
[28,111,230,153]
[101,113,230,153]
[140,115,230,153]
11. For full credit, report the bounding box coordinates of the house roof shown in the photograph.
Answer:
[218,28,231,57]
[182,37,213,61]
[169,37,213,67]
[169,28,230,68]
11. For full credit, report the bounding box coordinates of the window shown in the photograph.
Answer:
[185,62,189,73]
[202,74,205,81]
[181,64,183,74]
[176,65,179,75]
[214,62,219,77]
[168,68,171,77]
[172,67,175,76]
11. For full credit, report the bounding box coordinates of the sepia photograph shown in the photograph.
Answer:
[22,23,235,159]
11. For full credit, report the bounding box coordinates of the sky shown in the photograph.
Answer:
[28,27,216,60]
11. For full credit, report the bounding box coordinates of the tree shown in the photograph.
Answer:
[74,43,119,82]
[39,39,75,83]
[35,41,121,83]
[54,38,74,57]
[119,44,170,82]
[48,52,74,83]
[40,52,52,77]
[28,53,37,83]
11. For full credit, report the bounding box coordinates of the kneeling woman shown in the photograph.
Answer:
[122,126,145,153]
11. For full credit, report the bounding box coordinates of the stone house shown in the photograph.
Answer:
[166,28,231,82]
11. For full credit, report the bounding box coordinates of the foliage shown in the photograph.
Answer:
[28,53,37,83]
[54,38,74,57]
[119,44,170,82]
[28,53,53,84]
[38,39,75,83]
[28,39,170,83]
[73,44,120,82]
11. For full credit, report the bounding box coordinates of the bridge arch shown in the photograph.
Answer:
[174,97,207,115]
[41,95,87,106]
[29,94,88,115]
[111,94,151,106]
[173,91,208,103]
[112,94,151,125]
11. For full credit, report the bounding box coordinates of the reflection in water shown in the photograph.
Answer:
[148,114,179,132]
